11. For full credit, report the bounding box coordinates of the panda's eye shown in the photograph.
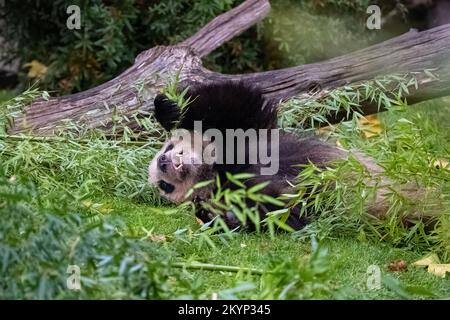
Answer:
[165,143,174,152]
[158,180,175,193]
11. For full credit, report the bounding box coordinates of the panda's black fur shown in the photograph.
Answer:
[151,81,376,230]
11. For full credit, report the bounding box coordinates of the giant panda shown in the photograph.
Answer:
[147,81,400,230]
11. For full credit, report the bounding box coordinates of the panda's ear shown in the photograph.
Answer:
[154,94,181,131]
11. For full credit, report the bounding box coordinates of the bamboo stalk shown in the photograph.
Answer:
[171,262,265,275]
[0,134,157,146]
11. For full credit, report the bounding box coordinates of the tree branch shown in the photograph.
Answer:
[182,0,270,58]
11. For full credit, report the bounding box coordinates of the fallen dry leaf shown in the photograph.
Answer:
[195,217,204,225]
[388,259,408,272]
[412,253,450,277]
[413,253,441,267]
[358,114,382,138]
[317,125,335,138]
[432,159,449,170]
[427,264,450,278]
[23,60,48,78]
[148,234,167,243]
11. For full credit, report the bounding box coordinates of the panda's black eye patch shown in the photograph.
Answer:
[158,180,175,193]
[165,143,174,152]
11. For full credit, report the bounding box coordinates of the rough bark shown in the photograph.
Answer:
[9,0,450,135]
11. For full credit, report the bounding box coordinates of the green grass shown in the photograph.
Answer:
[0,90,16,103]
[94,195,450,299]
[1,82,449,299]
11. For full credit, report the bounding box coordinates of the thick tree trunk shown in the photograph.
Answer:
[9,0,450,135]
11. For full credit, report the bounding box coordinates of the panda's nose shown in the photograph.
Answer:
[158,154,170,172]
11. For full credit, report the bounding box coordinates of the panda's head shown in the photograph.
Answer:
[148,131,217,203]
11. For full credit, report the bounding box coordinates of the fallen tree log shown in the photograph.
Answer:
[9,0,450,135]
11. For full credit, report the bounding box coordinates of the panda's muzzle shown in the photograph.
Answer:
[157,152,187,180]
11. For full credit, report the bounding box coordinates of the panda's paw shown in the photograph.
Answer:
[221,211,242,229]
[154,93,181,131]
[195,208,215,224]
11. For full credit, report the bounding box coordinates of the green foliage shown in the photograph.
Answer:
[0,173,193,299]
[262,0,373,68]
[0,86,43,134]
[0,168,346,299]
[0,132,159,203]
[0,90,16,103]
[278,75,450,261]
[259,240,339,299]
[194,173,288,234]
[279,72,423,130]
[0,86,168,203]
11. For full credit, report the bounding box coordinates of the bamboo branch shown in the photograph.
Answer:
[172,261,265,275]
